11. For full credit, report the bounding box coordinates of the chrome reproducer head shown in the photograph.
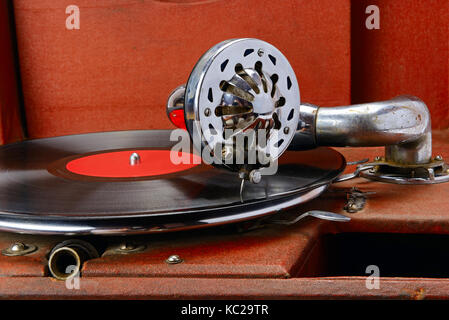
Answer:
[168,38,449,185]
[168,38,300,173]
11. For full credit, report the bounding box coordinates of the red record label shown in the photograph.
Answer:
[66,150,201,178]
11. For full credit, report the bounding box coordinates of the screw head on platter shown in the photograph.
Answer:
[129,152,141,165]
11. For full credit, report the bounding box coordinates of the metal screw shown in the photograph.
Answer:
[166,255,183,264]
[283,127,290,135]
[249,170,262,184]
[257,48,264,57]
[10,242,26,252]
[106,242,146,255]
[204,108,211,117]
[9,242,26,252]
[374,156,382,161]
[435,155,443,161]
[119,243,136,251]
[2,242,37,256]
[129,152,141,165]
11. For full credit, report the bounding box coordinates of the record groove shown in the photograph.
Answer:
[0,130,345,234]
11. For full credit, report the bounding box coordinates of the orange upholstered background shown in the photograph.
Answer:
[0,0,447,143]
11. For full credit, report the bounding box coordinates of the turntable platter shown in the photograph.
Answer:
[0,130,345,235]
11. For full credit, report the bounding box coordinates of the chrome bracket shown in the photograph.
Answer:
[334,156,449,185]
[236,210,350,232]
[360,156,449,185]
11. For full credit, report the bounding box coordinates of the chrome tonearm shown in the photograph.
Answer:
[167,38,449,184]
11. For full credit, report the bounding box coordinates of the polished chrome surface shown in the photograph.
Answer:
[308,210,351,222]
[316,96,431,164]
[184,38,300,171]
[166,84,185,125]
[334,156,449,185]
[166,255,183,264]
[292,96,432,165]
[360,170,449,184]
[171,38,437,178]
[289,102,318,150]
[129,152,141,165]
[333,165,375,183]
[359,157,449,184]
[269,210,350,225]
[293,95,446,184]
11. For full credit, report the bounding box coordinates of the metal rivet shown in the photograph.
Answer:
[10,242,25,252]
[108,242,146,255]
[120,243,135,251]
[257,48,264,57]
[166,255,183,264]
[435,155,443,161]
[374,156,381,161]
[283,127,290,134]
[129,152,141,165]
[2,242,37,256]
[204,108,211,117]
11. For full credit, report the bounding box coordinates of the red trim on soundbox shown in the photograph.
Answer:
[168,109,187,130]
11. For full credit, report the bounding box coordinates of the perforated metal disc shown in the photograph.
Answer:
[184,38,301,171]
[0,130,344,235]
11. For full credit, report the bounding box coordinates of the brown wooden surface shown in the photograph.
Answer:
[0,130,448,299]
[0,1,25,144]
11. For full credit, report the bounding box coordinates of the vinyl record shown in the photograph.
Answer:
[0,130,345,235]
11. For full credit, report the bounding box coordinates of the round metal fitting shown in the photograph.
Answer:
[360,158,449,185]
[165,254,183,264]
[129,152,141,165]
[249,170,262,184]
[184,38,300,172]
[2,242,37,256]
[48,239,99,280]
[114,242,146,254]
